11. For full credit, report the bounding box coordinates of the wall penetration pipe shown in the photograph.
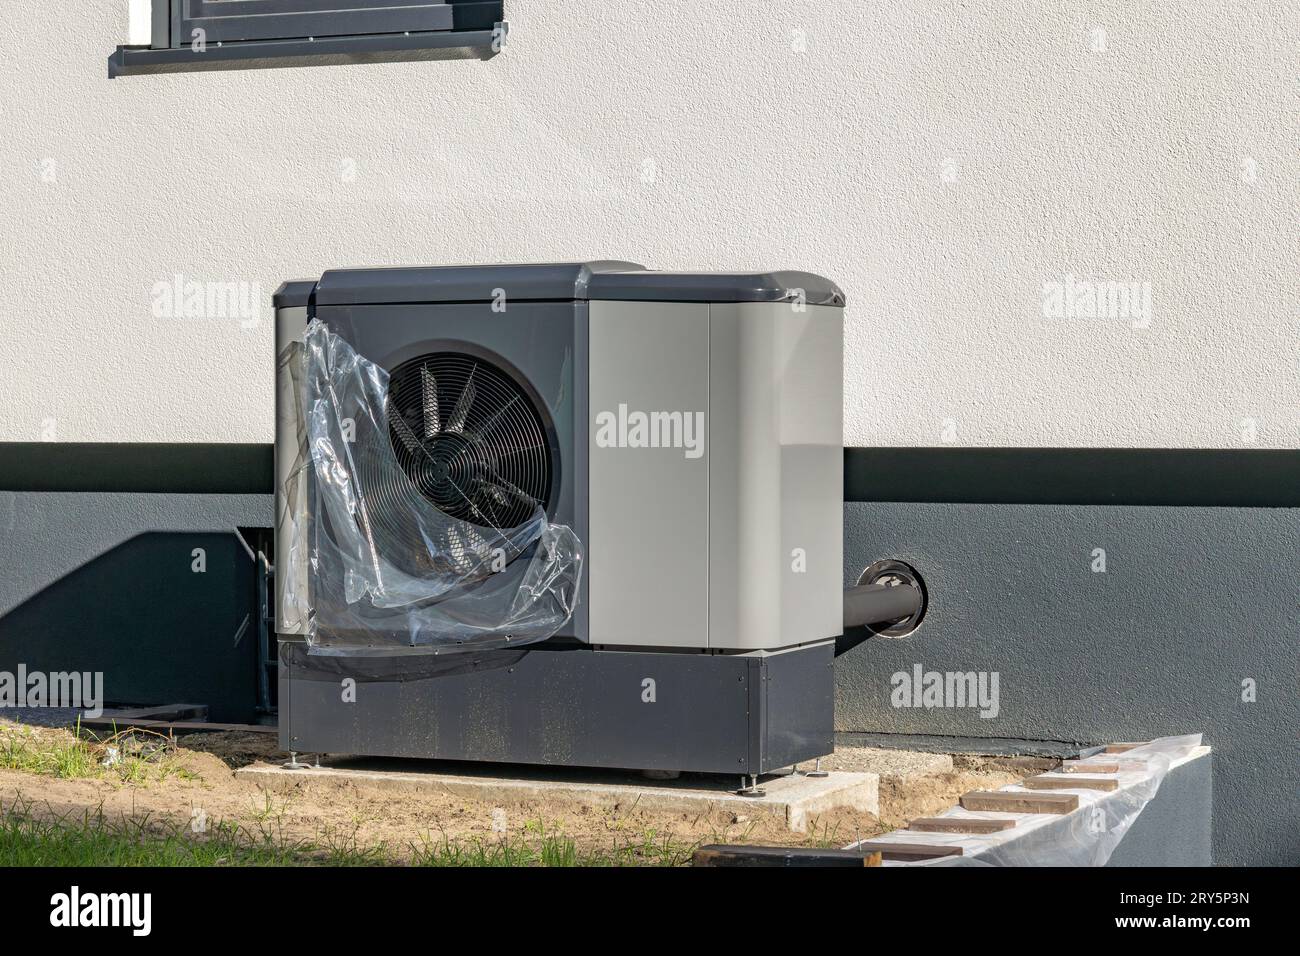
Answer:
[843,582,922,630]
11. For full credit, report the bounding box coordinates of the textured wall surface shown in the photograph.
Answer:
[1,2,1295,446]
[839,501,1300,866]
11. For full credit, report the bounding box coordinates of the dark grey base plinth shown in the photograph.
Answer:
[278,640,834,777]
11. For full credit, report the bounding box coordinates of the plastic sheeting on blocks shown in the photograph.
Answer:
[847,734,1206,867]
[281,319,582,655]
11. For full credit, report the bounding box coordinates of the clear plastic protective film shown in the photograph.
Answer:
[869,734,1207,867]
[283,318,582,654]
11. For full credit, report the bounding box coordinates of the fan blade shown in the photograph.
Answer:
[421,366,441,437]
[482,481,512,510]
[484,474,541,511]
[388,403,426,456]
[446,367,476,434]
[475,481,513,528]
[448,522,488,558]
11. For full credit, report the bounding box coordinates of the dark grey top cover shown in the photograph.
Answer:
[275,262,845,309]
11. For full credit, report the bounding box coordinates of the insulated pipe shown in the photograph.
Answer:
[843,582,922,630]
[835,560,928,656]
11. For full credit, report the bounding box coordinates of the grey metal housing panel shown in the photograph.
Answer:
[273,280,316,310]
[587,300,710,648]
[587,271,845,307]
[274,305,310,635]
[310,262,845,307]
[294,299,580,643]
[761,643,836,770]
[309,300,578,531]
[707,303,843,650]
[279,640,833,774]
[315,262,647,307]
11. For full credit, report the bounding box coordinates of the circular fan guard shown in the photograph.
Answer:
[380,351,553,534]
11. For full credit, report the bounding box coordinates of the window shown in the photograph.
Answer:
[111,0,505,77]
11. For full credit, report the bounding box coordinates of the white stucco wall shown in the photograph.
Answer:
[1,2,1294,447]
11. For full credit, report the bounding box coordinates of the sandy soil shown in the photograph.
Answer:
[0,723,1031,861]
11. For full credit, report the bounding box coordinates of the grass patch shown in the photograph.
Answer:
[0,798,328,866]
[0,795,421,867]
[411,824,696,867]
[0,721,196,784]
[0,796,699,867]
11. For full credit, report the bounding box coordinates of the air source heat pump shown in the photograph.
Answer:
[274,262,853,779]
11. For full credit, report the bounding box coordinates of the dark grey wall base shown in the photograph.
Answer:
[840,502,1300,867]
[0,491,273,723]
[0,443,271,494]
[845,448,1300,507]
[279,640,835,776]
[1109,752,1213,867]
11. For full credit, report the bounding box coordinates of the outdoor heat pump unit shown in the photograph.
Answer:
[274,261,880,779]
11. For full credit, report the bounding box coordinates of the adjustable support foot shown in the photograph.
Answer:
[282,751,309,770]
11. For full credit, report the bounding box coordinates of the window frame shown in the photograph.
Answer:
[172,1,454,47]
[111,0,505,77]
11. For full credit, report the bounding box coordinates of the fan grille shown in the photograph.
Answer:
[383,351,552,532]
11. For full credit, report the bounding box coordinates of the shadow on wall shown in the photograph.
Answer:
[0,532,262,724]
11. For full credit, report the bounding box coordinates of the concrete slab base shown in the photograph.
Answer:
[235,759,879,833]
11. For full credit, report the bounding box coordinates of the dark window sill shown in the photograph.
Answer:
[109,26,502,78]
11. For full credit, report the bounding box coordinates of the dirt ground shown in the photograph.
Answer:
[0,722,1030,861]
